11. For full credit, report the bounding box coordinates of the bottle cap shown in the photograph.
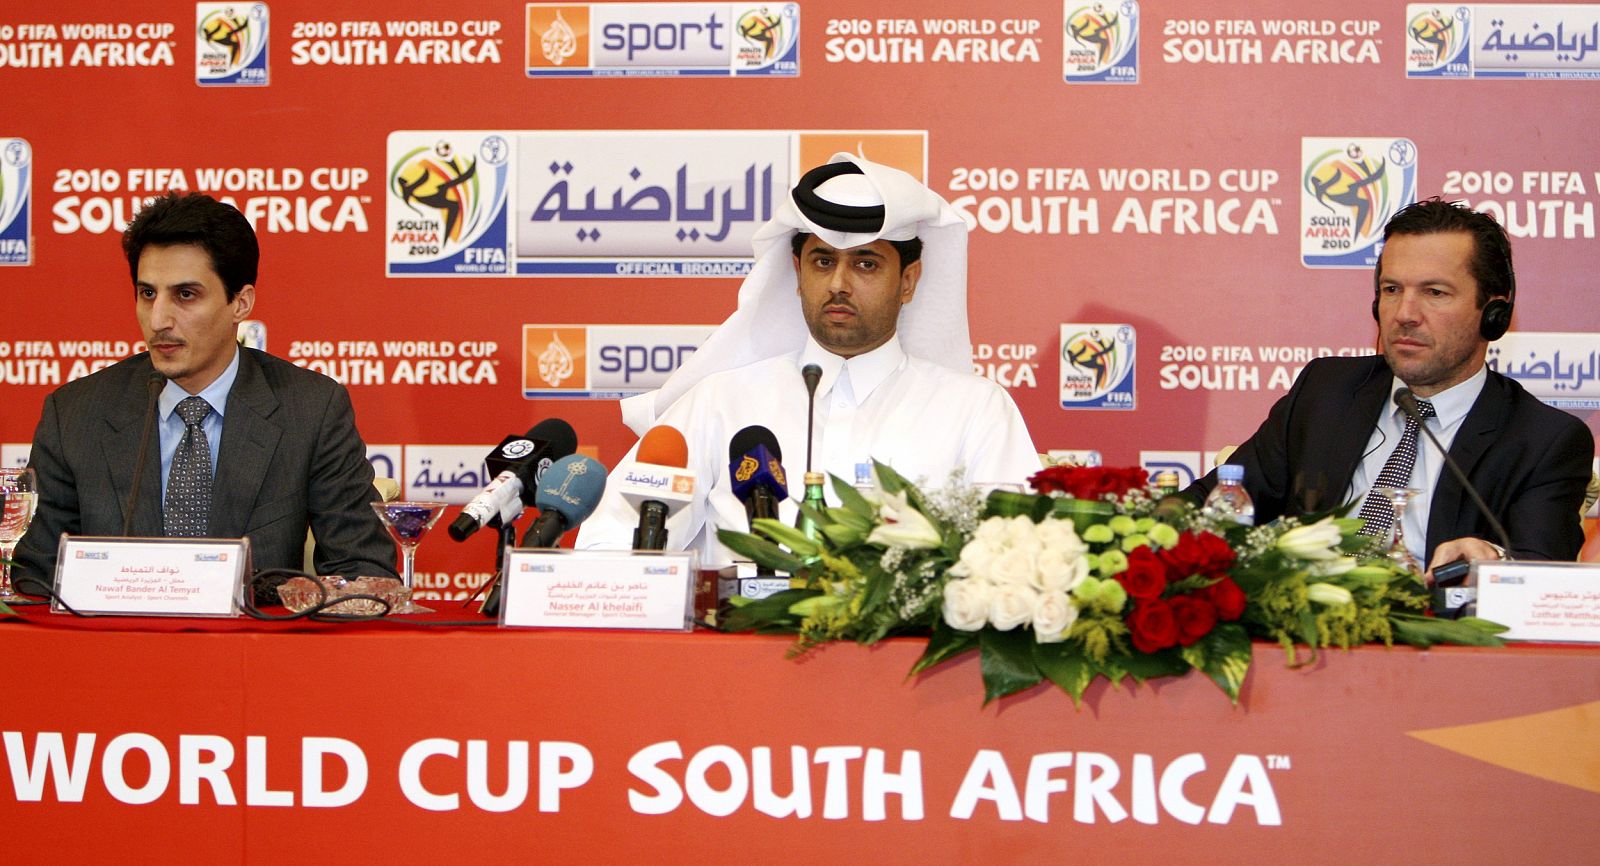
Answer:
[1217,464,1244,482]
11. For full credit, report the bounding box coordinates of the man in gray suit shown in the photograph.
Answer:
[12,192,397,599]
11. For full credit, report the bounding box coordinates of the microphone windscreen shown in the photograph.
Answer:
[534,455,608,526]
[1393,388,1419,416]
[802,363,822,394]
[730,444,788,503]
[728,425,782,463]
[637,425,689,468]
[528,417,579,459]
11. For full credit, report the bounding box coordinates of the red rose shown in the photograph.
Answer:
[1028,465,1150,500]
[1169,595,1219,645]
[1203,577,1247,621]
[1127,598,1179,653]
[1159,531,1237,580]
[1116,547,1169,600]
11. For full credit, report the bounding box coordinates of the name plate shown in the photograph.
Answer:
[53,535,250,617]
[1474,560,1600,643]
[499,548,696,631]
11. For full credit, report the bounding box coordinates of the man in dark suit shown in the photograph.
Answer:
[1187,198,1593,574]
[12,192,396,597]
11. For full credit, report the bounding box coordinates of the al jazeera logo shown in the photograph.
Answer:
[1405,5,1471,77]
[390,139,485,259]
[196,3,270,86]
[1300,137,1418,268]
[527,5,589,69]
[1064,0,1139,83]
[523,327,588,395]
[1060,324,1136,410]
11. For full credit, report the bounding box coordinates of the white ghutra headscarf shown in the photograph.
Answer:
[621,152,973,434]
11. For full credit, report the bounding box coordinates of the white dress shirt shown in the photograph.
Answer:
[577,333,1040,566]
[157,347,240,500]
[1346,365,1488,563]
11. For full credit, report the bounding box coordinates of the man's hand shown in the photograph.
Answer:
[1425,536,1505,583]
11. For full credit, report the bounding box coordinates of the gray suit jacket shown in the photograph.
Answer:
[13,348,398,595]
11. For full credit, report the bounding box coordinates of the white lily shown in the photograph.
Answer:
[1306,582,1354,607]
[866,490,943,549]
[1276,518,1345,561]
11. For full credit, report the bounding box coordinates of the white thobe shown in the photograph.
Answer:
[576,334,1040,566]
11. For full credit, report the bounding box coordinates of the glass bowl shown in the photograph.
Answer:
[277,575,412,616]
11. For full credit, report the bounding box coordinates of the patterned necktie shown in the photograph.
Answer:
[1357,398,1437,538]
[164,396,214,537]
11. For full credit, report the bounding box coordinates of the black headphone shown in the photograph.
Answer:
[1371,233,1516,341]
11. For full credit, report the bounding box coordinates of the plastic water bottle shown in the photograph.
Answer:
[1202,464,1255,526]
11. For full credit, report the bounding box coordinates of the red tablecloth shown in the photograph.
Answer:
[3,608,1598,864]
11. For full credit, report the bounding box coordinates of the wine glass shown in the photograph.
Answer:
[370,501,446,614]
[0,468,39,602]
[1377,487,1424,576]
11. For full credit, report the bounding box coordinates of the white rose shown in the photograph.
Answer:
[1035,518,1088,556]
[1003,515,1043,554]
[1036,547,1090,593]
[957,537,1001,580]
[974,516,1010,546]
[942,578,992,632]
[988,547,1037,589]
[989,583,1036,631]
[1032,591,1080,643]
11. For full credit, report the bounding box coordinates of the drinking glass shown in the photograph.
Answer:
[0,468,39,602]
[370,501,446,614]
[1378,487,1424,576]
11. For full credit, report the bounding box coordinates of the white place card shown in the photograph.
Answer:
[1474,560,1600,643]
[53,535,250,617]
[498,548,696,631]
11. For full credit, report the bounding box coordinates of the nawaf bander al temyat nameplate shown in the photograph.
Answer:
[53,535,250,617]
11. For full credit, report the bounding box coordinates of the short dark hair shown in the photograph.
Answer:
[1376,197,1513,307]
[790,231,923,271]
[123,192,258,301]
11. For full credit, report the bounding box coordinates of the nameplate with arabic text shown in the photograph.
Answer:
[53,535,250,617]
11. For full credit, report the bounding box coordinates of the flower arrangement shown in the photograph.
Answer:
[717,463,1506,704]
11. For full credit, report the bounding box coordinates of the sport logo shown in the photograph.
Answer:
[1063,0,1139,83]
[196,3,270,86]
[1300,137,1417,268]
[1060,324,1136,410]
[0,138,32,266]
[524,3,800,77]
[523,324,715,398]
[386,132,512,275]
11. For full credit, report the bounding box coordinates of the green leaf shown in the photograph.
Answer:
[826,506,873,534]
[749,519,820,557]
[911,620,980,674]
[830,475,877,519]
[1032,641,1095,706]
[984,489,1047,519]
[1112,648,1191,682]
[716,589,818,632]
[1390,613,1506,648]
[715,529,807,573]
[978,627,1044,704]
[1179,623,1252,703]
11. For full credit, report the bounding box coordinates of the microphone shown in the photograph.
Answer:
[801,364,822,474]
[520,455,608,548]
[449,418,578,541]
[123,370,166,536]
[1394,388,1515,557]
[615,425,697,551]
[728,425,787,527]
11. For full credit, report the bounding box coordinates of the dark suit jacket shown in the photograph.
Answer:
[1184,355,1594,563]
[13,349,398,594]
